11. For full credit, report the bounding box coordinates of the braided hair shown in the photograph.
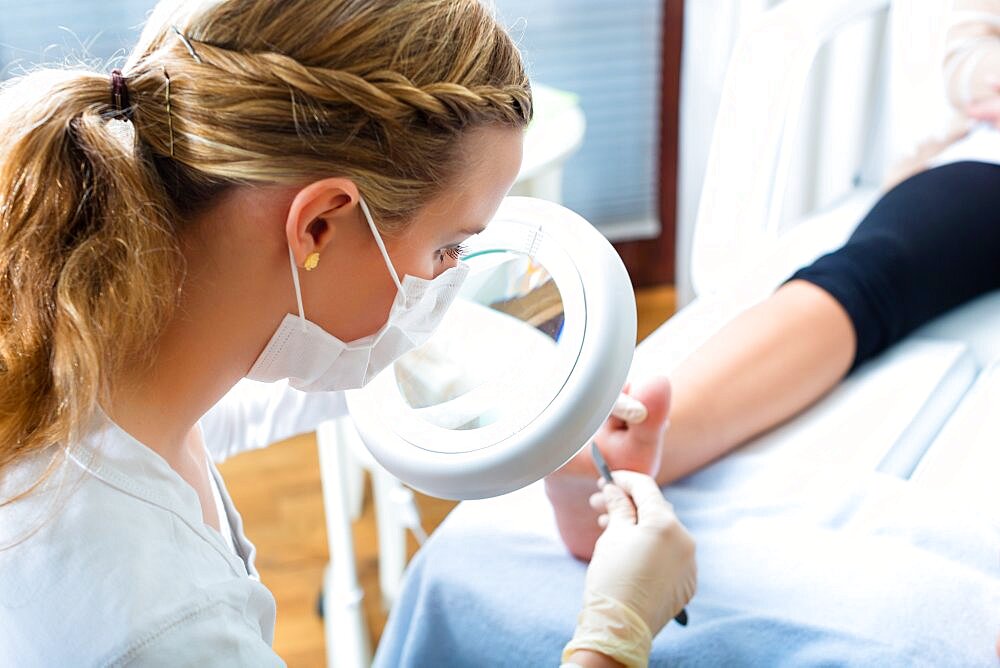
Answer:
[127,0,533,226]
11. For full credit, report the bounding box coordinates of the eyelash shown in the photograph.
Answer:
[439,244,467,261]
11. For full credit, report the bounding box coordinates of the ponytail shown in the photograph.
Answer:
[0,69,182,497]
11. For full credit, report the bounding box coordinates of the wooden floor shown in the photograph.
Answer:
[219,284,677,667]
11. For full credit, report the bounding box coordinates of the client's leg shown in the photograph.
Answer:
[547,161,1000,560]
[656,280,855,483]
[545,281,853,560]
[657,161,1000,484]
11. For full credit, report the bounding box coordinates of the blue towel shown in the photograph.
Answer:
[375,475,1000,667]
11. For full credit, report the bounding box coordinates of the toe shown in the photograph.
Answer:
[627,376,671,441]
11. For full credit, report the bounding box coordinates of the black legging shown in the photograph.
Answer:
[789,160,1000,371]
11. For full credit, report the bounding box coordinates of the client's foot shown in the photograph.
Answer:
[544,376,671,560]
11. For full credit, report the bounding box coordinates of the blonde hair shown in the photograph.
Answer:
[0,0,532,501]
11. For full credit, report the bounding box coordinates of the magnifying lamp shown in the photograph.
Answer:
[346,197,636,499]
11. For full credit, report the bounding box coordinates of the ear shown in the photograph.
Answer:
[285,177,361,267]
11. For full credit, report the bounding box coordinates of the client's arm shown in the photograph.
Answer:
[885,1,999,187]
[944,0,1000,115]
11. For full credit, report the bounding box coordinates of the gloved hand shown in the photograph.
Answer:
[562,471,696,668]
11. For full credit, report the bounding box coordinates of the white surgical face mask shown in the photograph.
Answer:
[247,197,470,391]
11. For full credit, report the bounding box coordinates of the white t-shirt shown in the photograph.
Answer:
[0,379,345,666]
[208,456,238,555]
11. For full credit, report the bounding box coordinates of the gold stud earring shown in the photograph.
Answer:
[304,252,320,271]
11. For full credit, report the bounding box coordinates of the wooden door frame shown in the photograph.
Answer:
[612,0,684,288]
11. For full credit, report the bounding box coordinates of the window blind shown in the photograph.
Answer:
[495,0,664,239]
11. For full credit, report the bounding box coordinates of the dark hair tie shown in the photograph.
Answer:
[109,69,133,121]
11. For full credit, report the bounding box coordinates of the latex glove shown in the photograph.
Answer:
[562,471,696,668]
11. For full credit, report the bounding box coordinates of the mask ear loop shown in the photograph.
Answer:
[358,196,403,292]
[288,197,398,335]
[288,245,308,333]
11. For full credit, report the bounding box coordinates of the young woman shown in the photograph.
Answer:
[0,1,695,665]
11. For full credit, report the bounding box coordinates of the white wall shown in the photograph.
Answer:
[494,0,664,240]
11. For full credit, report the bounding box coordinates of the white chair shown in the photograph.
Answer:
[315,418,420,668]
[315,83,585,668]
[691,0,954,299]
[627,0,963,385]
